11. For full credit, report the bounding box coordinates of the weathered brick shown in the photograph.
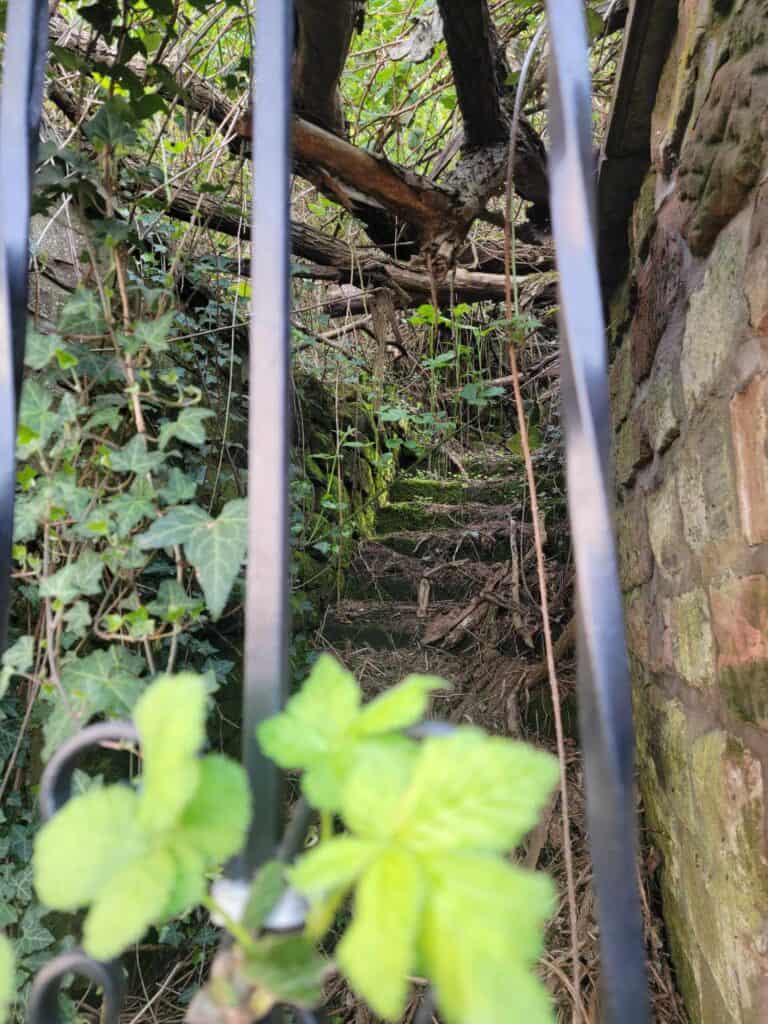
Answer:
[616,491,653,589]
[730,374,768,545]
[648,473,686,580]
[677,417,738,553]
[645,359,683,455]
[629,223,684,383]
[624,587,651,663]
[681,223,749,412]
[609,338,635,430]
[710,575,768,672]
[615,414,652,486]
[743,182,768,335]
[669,588,715,687]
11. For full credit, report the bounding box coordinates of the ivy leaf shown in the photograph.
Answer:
[0,636,34,698]
[183,499,247,619]
[0,934,14,1023]
[83,849,175,959]
[337,849,424,1021]
[158,407,214,450]
[15,905,55,957]
[24,330,63,370]
[38,550,104,605]
[173,754,250,863]
[34,786,148,911]
[394,730,559,854]
[84,97,138,151]
[136,503,208,548]
[121,311,175,355]
[63,601,92,639]
[58,288,107,336]
[147,579,203,623]
[106,484,156,536]
[18,381,60,455]
[243,935,328,1016]
[158,467,198,505]
[110,435,166,475]
[134,673,206,832]
[139,501,248,620]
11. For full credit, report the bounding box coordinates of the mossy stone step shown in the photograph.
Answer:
[344,541,510,603]
[388,475,523,506]
[375,499,521,535]
[319,599,458,651]
[374,518,528,563]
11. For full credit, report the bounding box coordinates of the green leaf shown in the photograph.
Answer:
[110,435,166,475]
[244,860,285,931]
[63,601,93,639]
[174,754,250,863]
[164,842,207,918]
[122,312,175,355]
[158,407,214,450]
[34,786,148,911]
[183,499,247,619]
[106,485,156,536]
[147,579,203,623]
[25,330,63,370]
[134,673,206,832]
[83,849,175,959]
[337,848,424,1020]
[420,855,555,1024]
[137,500,246,620]
[0,636,34,698]
[243,935,327,1016]
[84,97,138,150]
[340,738,417,839]
[38,550,104,605]
[394,730,559,853]
[58,289,107,336]
[17,381,60,454]
[158,467,198,504]
[352,674,443,737]
[0,934,14,1023]
[136,503,208,548]
[289,837,378,902]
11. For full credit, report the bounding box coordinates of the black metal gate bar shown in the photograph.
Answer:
[0,0,47,656]
[241,0,294,876]
[544,1,650,1020]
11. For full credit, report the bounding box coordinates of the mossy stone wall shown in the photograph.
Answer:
[611,1,768,1019]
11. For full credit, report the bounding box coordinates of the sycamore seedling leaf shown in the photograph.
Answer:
[0,934,14,1024]
[288,726,559,1023]
[257,655,443,811]
[33,672,250,961]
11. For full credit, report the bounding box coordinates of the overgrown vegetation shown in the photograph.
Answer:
[0,1,691,1023]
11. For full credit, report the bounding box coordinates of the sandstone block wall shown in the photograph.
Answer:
[609,1,768,1019]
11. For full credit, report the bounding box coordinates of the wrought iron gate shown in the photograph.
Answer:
[0,1,650,1021]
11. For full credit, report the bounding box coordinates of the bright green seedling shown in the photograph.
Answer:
[33,673,250,960]
[257,653,444,812]
[0,935,14,1024]
[259,655,560,1024]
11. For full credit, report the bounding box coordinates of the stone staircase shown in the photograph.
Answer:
[317,448,549,728]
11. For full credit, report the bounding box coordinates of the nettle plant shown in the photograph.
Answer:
[26,656,558,1023]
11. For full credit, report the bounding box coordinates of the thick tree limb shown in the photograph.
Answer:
[293,0,361,133]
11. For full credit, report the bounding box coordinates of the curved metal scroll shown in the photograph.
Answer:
[0,0,48,656]
[543,2,650,1020]
[28,723,138,1024]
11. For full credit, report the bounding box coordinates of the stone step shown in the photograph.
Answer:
[374,518,530,562]
[388,475,522,507]
[345,541,510,603]
[375,499,520,535]
[319,599,457,650]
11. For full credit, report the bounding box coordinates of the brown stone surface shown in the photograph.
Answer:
[710,574,768,672]
[731,374,768,545]
[629,223,684,383]
[616,491,653,590]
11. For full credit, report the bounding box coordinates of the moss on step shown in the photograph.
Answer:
[375,499,518,534]
[389,475,522,506]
